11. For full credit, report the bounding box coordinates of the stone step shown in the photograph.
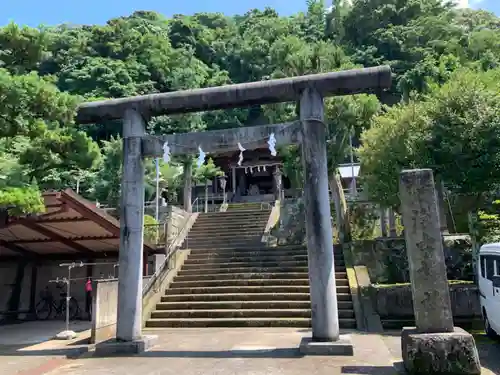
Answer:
[227,203,269,208]
[192,223,267,229]
[170,278,349,288]
[186,243,266,250]
[165,285,350,295]
[187,233,264,241]
[227,206,272,211]
[184,244,288,251]
[186,251,344,261]
[186,239,264,246]
[181,262,347,272]
[176,268,347,279]
[192,219,269,227]
[196,212,270,219]
[145,317,356,328]
[150,308,355,319]
[177,266,312,276]
[183,257,345,266]
[173,275,349,286]
[170,278,312,288]
[187,245,311,253]
[185,253,311,262]
[174,272,312,281]
[161,292,352,303]
[188,229,266,237]
[186,249,310,258]
[154,300,353,310]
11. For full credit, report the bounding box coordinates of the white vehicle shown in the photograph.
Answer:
[478,243,500,338]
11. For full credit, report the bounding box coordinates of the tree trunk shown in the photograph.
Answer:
[330,169,351,244]
[380,207,388,237]
[435,175,449,233]
[388,207,397,237]
[204,180,208,213]
[183,160,193,213]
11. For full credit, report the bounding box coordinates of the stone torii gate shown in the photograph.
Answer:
[77,66,392,353]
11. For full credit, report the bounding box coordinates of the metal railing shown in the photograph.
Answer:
[142,216,193,295]
[191,196,225,213]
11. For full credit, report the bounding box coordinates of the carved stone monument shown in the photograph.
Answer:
[399,169,481,375]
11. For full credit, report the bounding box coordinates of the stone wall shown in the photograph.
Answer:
[165,206,191,250]
[271,198,306,245]
[370,283,480,320]
[350,235,474,284]
[90,279,118,344]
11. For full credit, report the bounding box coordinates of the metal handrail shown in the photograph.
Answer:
[191,197,200,213]
[142,216,192,295]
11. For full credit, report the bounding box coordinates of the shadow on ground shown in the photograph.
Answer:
[135,348,302,358]
[341,366,396,374]
[0,345,88,359]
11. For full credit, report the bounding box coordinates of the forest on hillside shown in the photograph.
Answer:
[0,0,499,223]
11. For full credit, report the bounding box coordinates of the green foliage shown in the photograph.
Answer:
[477,200,500,244]
[359,67,500,207]
[0,2,498,218]
[194,158,223,184]
[143,214,160,243]
[0,187,45,215]
[0,68,78,139]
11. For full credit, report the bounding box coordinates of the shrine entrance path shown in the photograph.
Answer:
[2,328,499,375]
[37,328,399,375]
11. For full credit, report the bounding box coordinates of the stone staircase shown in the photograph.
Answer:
[225,202,269,211]
[145,204,356,328]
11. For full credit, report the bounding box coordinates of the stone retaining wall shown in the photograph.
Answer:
[351,235,474,284]
[370,283,481,320]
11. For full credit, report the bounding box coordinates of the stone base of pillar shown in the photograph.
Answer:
[401,327,481,375]
[95,335,158,357]
[54,330,77,340]
[299,335,354,356]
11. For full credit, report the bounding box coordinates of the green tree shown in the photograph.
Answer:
[359,68,500,209]
[194,158,223,212]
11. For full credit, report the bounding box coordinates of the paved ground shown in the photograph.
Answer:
[0,325,498,375]
[0,320,91,375]
[46,328,399,375]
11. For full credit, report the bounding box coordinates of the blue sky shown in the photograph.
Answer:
[0,0,498,27]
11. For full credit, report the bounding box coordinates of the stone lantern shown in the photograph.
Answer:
[273,167,283,201]
[219,175,227,204]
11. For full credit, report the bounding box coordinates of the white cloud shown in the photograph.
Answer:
[452,0,485,8]
[454,0,469,8]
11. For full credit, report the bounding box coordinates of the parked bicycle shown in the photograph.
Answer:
[35,283,80,321]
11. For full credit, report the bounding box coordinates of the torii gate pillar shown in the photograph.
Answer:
[298,89,353,355]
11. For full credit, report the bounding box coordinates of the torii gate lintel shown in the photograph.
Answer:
[141,121,302,157]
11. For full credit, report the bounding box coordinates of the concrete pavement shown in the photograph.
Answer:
[0,326,498,375]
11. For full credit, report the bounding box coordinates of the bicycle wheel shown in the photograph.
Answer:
[35,299,52,320]
[61,298,80,320]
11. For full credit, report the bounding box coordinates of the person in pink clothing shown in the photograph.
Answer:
[85,278,92,321]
